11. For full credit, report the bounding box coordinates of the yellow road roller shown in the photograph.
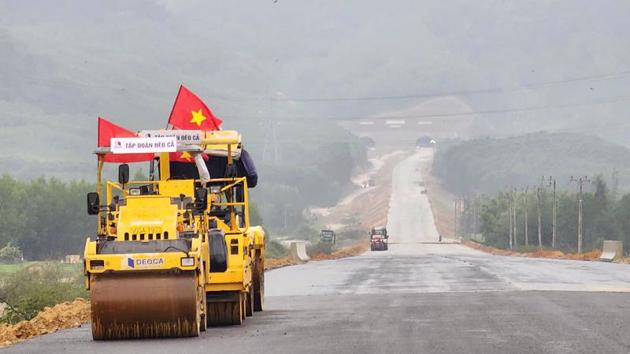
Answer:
[84,129,265,339]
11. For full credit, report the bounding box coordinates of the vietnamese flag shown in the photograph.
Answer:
[97,117,153,163]
[168,85,221,162]
[168,85,223,130]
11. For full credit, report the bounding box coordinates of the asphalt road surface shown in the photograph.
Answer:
[6,151,630,354]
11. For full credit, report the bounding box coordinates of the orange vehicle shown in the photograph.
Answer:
[369,226,388,251]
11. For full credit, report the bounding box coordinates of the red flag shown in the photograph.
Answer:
[168,85,220,162]
[168,85,223,130]
[97,117,153,163]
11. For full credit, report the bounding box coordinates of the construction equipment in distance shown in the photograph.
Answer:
[370,226,389,251]
[319,229,337,244]
[83,129,265,339]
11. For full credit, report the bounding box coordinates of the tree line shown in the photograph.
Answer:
[0,175,95,260]
[458,176,630,254]
[433,132,630,195]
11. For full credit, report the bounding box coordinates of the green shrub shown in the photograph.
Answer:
[0,243,23,264]
[0,263,87,324]
[265,239,287,259]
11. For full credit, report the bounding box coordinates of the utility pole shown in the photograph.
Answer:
[472,195,478,233]
[547,176,557,249]
[454,198,458,239]
[508,192,513,250]
[523,186,529,248]
[536,184,542,250]
[512,188,518,248]
[570,176,590,254]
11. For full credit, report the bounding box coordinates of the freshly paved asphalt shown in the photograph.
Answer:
[5,151,630,354]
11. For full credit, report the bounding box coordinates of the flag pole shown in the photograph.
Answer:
[166,85,184,130]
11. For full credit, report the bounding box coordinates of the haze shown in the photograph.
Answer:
[2,0,630,179]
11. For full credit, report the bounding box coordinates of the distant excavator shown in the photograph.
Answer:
[84,129,265,339]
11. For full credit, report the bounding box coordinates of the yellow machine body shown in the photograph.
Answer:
[83,130,265,340]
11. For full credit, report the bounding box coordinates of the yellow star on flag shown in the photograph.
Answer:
[190,109,207,126]
[180,151,193,161]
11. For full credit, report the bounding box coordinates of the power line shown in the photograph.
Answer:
[271,70,630,102]
[222,93,630,121]
[9,68,630,104]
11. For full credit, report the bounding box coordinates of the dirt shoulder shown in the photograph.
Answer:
[309,240,369,261]
[0,298,90,348]
[463,240,602,260]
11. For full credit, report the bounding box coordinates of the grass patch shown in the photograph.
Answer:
[0,263,34,274]
[0,262,80,276]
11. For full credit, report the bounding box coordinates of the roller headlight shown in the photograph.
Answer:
[181,257,195,267]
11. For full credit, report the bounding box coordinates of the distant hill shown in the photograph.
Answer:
[3,1,630,232]
[433,132,630,195]
[3,1,630,180]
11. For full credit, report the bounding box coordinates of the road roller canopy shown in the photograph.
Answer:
[95,129,242,160]
[94,129,247,185]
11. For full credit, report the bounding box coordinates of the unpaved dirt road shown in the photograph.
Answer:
[5,151,630,354]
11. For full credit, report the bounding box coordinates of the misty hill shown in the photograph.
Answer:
[433,132,630,195]
[2,1,630,180]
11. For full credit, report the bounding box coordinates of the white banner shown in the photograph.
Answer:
[110,137,177,154]
[139,130,202,145]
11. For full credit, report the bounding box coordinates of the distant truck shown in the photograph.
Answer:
[369,226,389,251]
[320,229,337,244]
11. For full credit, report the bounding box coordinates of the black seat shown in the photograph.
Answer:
[209,229,228,273]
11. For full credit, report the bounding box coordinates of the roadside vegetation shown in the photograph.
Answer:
[433,132,630,195]
[458,175,630,254]
[265,239,288,259]
[434,132,630,254]
[0,263,86,324]
[0,176,94,260]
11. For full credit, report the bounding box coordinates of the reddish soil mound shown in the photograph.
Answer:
[310,240,369,261]
[266,240,370,268]
[265,257,296,270]
[0,298,90,348]
[464,240,602,261]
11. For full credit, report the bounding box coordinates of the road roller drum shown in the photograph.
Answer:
[90,272,200,339]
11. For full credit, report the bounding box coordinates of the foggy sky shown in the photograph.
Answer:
[2,0,630,177]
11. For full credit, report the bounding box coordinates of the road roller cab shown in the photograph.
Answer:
[84,129,265,340]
